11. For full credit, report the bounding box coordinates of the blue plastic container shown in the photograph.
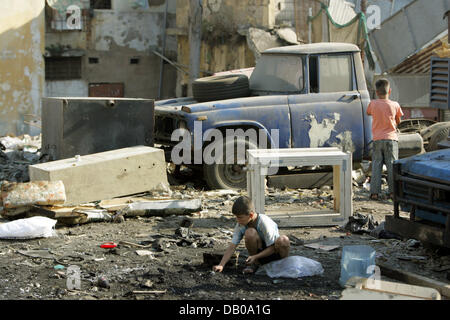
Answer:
[339,245,376,287]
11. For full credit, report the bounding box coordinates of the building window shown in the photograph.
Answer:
[89,57,99,64]
[45,57,82,80]
[90,0,112,9]
[130,58,140,65]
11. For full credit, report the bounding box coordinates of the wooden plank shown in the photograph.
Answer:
[333,165,340,211]
[378,262,450,298]
[341,287,427,300]
[27,206,88,226]
[343,153,353,224]
[385,215,449,248]
[30,205,87,218]
[132,290,167,295]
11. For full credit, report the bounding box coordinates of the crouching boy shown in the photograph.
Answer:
[213,196,290,274]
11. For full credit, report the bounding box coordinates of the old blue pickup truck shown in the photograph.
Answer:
[154,42,386,189]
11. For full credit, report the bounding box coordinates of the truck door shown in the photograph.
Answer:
[288,53,365,161]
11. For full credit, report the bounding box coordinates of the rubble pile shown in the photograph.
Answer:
[0,134,448,300]
[0,135,42,183]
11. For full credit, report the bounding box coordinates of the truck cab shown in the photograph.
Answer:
[154,43,372,189]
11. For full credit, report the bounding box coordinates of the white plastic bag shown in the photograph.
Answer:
[0,216,57,239]
[256,256,324,278]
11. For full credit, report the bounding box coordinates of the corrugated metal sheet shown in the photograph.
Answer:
[349,0,415,24]
[391,34,448,74]
[328,0,357,25]
[369,0,450,73]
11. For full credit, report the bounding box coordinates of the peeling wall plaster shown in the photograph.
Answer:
[93,12,161,52]
[0,0,45,136]
[45,0,177,100]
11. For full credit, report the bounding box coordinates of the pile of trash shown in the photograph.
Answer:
[0,134,42,183]
[344,212,402,240]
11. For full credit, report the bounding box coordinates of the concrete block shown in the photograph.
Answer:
[29,146,168,206]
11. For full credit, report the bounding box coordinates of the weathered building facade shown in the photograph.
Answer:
[174,0,323,97]
[0,0,178,136]
[0,0,45,136]
[45,0,178,100]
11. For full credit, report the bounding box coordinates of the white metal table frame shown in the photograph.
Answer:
[247,147,353,227]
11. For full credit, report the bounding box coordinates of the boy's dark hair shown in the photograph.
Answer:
[375,78,390,95]
[232,196,255,216]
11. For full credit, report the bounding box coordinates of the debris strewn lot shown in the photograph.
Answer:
[0,135,449,300]
[0,181,449,300]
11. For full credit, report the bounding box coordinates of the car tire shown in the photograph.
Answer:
[428,125,450,152]
[421,122,450,150]
[193,74,250,102]
[203,136,258,190]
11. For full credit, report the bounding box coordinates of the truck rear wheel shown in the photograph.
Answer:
[421,122,450,151]
[203,137,257,190]
[193,74,250,102]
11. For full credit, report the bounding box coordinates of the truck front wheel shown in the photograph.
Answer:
[203,137,258,190]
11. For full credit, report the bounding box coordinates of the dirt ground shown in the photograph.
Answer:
[1,173,449,302]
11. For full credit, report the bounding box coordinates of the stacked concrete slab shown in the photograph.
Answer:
[29,146,168,206]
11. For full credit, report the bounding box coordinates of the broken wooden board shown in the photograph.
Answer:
[1,206,32,219]
[28,206,112,226]
[385,215,450,248]
[304,242,340,251]
[265,209,346,228]
[203,252,240,269]
[118,199,202,217]
[132,290,167,295]
[378,262,450,298]
[98,197,140,211]
[28,205,89,226]
[341,276,441,300]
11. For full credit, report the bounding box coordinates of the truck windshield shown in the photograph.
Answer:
[249,54,304,93]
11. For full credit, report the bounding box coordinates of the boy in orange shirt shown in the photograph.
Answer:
[367,79,404,200]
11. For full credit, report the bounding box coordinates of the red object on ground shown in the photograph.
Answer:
[100,242,117,249]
